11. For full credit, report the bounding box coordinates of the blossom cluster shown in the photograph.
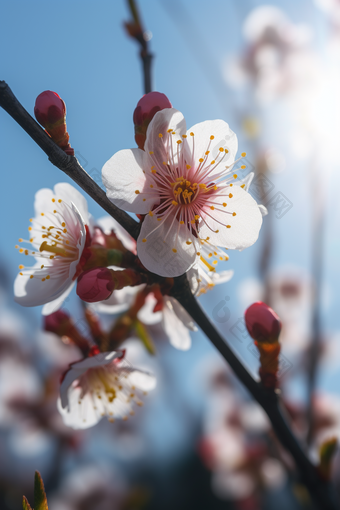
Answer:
[13,91,264,430]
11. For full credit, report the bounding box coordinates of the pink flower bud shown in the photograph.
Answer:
[34,91,66,126]
[133,92,172,150]
[76,268,115,303]
[244,301,282,343]
[34,90,74,155]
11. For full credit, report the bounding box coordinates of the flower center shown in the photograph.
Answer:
[172,178,198,204]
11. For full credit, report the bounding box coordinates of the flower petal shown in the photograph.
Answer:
[91,284,145,315]
[137,215,197,277]
[137,293,162,325]
[165,297,197,331]
[187,119,238,177]
[199,186,262,250]
[41,281,75,316]
[144,108,188,167]
[102,148,157,213]
[162,298,192,350]
[14,262,71,308]
[128,370,157,391]
[54,183,89,223]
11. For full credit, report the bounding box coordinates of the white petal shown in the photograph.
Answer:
[144,108,188,167]
[41,281,75,316]
[14,263,71,308]
[165,296,197,331]
[199,186,263,250]
[187,265,200,295]
[187,119,238,177]
[91,284,144,315]
[238,172,254,192]
[102,148,157,213]
[259,204,268,216]
[162,298,192,350]
[128,370,157,391]
[137,293,162,325]
[54,183,89,223]
[57,392,101,429]
[60,351,123,408]
[212,270,234,285]
[137,215,197,277]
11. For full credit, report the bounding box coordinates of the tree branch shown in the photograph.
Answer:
[0,81,140,241]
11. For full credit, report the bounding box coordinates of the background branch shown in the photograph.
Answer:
[125,0,153,94]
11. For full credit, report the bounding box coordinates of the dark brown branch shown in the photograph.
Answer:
[171,274,338,510]
[1,81,338,509]
[0,81,140,241]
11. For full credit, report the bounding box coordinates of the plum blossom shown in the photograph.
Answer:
[102,108,262,277]
[14,183,90,315]
[58,349,156,429]
[226,5,317,103]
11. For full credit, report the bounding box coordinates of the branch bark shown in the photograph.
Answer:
[0,81,338,510]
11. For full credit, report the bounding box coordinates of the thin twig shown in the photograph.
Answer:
[125,0,153,94]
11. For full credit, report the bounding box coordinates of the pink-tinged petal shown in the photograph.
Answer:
[137,215,197,277]
[199,186,262,250]
[162,298,192,350]
[102,148,157,213]
[144,108,189,167]
[187,119,238,177]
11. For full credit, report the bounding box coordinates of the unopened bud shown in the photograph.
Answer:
[77,267,147,303]
[245,301,281,344]
[133,92,172,150]
[34,90,74,155]
[77,267,116,303]
[245,302,282,389]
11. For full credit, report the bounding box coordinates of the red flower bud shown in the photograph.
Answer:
[34,91,65,125]
[34,90,74,155]
[245,301,282,343]
[44,310,71,336]
[133,92,172,150]
[77,267,115,303]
